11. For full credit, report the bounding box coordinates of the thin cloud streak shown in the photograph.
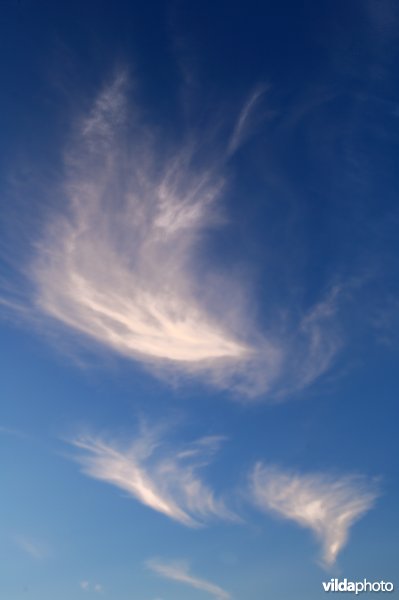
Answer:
[147,558,231,600]
[71,428,237,527]
[228,85,267,155]
[251,463,379,566]
[0,425,29,440]
[289,285,343,394]
[14,535,49,560]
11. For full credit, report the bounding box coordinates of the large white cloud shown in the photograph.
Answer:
[251,463,379,565]
[29,71,284,394]
[20,69,346,398]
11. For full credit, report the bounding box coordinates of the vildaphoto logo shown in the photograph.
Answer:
[322,579,394,594]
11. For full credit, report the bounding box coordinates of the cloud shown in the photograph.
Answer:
[14,535,49,560]
[0,425,29,440]
[71,427,237,527]
[147,558,231,600]
[28,70,283,395]
[251,463,379,566]
[227,85,268,155]
[80,581,103,593]
[284,285,343,395]
[6,68,346,399]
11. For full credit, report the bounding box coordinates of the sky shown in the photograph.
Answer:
[1,1,399,598]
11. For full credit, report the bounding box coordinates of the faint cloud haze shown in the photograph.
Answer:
[251,463,379,566]
[71,427,237,527]
[286,285,343,395]
[80,581,103,593]
[147,558,231,600]
[14,534,49,560]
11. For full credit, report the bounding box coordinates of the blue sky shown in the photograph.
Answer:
[1,1,399,598]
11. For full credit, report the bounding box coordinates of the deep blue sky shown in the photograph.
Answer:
[1,1,399,599]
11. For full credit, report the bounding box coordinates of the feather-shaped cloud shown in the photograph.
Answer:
[22,70,345,398]
[30,71,284,395]
[251,463,379,566]
[71,428,236,527]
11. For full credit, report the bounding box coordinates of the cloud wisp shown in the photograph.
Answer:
[147,558,231,600]
[80,581,103,593]
[283,285,343,396]
[227,85,267,155]
[14,534,49,560]
[251,463,379,566]
[71,427,236,527]
[17,69,347,398]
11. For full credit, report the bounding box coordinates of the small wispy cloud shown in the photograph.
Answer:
[284,285,343,395]
[251,463,379,566]
[80,581,103,593]
[14,535,49,560]
[147,558,231,600]
[0,425,29,440]
[71,427,236,527]
[227,85,268,155]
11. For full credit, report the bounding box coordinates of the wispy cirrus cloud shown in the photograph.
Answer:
[251,463,379,566]
[28,70,283,396]
[0,425,29,440]
[283,285,343,395]
[1,68,348,398]
[147,558,231,600]
[71,427,236,527]
[227,84,268,155]
[14,534,49,560]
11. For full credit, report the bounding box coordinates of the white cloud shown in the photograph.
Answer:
[8,69,346,399]
[29,70,285,396]
[147,558,231,600]
[71,427,237,527]
[80,581,90,590]
[251,463,379,566]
